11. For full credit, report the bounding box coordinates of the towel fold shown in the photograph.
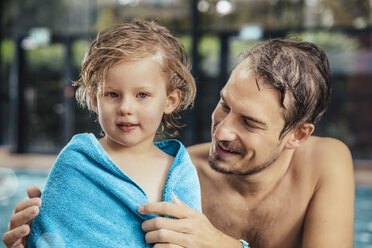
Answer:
[29,133,201,248]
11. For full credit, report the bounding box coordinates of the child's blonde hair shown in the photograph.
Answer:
[74,19,196,138]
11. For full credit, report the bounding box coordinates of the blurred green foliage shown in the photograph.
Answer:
[72,40,91,68]
[288,30,360,51]
[179,36,191,54]
[27,44,64,72]
[0,39,15,65]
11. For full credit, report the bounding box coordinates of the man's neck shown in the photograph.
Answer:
[224,148,295,203]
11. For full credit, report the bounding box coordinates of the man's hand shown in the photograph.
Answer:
[138,194,242,248]
[2,186,42,248]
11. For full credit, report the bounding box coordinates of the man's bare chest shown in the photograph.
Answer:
[202,188,306,248]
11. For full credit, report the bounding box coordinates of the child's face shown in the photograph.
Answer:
[94,56,180,149]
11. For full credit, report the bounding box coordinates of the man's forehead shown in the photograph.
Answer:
[223,61,256,96]
[221,60,285,123]
[231,59,253,80]
[231,58,280,93]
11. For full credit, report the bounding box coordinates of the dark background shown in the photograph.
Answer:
[1,0,372,160]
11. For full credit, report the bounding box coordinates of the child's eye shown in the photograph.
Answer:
[107,92,119,98]
[137,92,149,99]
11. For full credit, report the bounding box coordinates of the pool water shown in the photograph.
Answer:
[1,169,372,247]
[355,186,372,247]
[0,169,48,248]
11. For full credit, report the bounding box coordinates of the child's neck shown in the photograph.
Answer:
[99,137,174,202]
[99,137,155,156]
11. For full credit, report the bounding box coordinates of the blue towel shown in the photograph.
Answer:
[29,133,201,248]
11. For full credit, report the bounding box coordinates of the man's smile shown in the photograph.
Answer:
[215,141,242,159]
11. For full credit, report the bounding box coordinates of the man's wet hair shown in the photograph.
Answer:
[244,38,332,138]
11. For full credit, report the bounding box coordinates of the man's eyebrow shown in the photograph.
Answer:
[220,92,267,127]
[219,92,223,100]
[220,92,227,103]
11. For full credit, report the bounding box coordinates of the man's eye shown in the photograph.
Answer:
[243,119,257,129]
[137,92,149,99]
[220,101,230,111]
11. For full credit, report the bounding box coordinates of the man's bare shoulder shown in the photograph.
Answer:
[301,136,352,163]
[187,142,211,170]
[297,137,355,247]
[294,136,353,180]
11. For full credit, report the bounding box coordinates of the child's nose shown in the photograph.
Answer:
[118,98,134,115]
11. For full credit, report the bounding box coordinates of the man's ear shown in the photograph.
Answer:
[285,123,315,149]
[164,89,181,114]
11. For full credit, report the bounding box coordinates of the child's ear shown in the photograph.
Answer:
[164,89,181,114]
[92,94,98,112]
[285,123,315,149]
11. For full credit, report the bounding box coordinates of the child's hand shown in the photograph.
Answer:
[2,186,42,248]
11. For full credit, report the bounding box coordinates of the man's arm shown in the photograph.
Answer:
[302,139,354,247]
[139,195,244,248]
[2,186,42,248]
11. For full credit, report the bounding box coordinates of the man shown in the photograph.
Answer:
[3,38,354,248]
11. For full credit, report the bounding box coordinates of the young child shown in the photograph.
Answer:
[29,19,201,247]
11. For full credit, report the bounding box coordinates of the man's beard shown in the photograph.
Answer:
[208,149,280,176]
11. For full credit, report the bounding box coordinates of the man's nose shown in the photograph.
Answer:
[213,114,237,141]
[118,97,134,115]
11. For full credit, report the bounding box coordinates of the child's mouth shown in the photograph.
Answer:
[117,122,138,132]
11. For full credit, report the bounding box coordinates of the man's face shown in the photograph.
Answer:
[209,60,290,176]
